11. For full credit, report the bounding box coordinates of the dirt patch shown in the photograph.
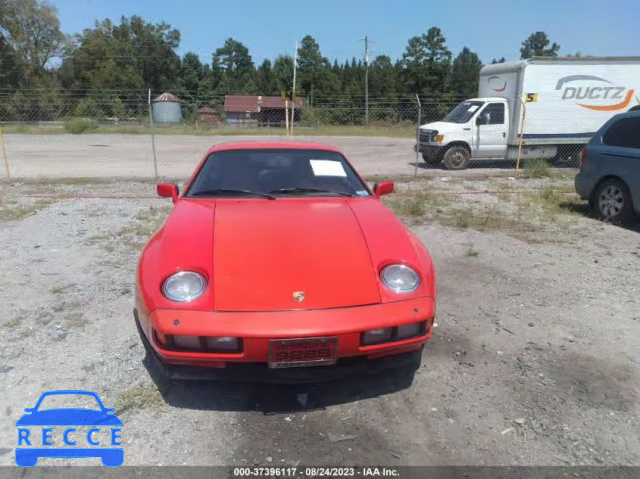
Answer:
[0,180,638,467]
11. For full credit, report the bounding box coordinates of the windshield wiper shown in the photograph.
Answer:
[268,187,353,197]
[190,188,275,200]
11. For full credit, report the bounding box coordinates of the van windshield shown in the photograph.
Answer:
[443,101,485,124]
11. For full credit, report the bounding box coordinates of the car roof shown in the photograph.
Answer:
[206,141,343,156]
[38,390,99,397]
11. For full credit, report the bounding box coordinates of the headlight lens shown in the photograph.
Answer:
[162,271,206,302]
[380,265,420,293]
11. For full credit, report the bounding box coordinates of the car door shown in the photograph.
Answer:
[474,102,508,158]
[600,116,640,208]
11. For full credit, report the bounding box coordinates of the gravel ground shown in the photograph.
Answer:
[0,179,638,467]
[1,134,565,181]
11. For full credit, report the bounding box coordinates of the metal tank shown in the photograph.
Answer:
[152,92,182,123]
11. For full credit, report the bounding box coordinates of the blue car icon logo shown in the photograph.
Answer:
[16,390,123,467]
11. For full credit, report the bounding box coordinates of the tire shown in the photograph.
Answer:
[592,178,635,223]
[442,146,471,170]
[422,152,441,167]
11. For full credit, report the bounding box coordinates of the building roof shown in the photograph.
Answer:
[224,95,303,113]
[154,92,180,103]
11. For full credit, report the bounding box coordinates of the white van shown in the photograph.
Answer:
[417,57,640,169]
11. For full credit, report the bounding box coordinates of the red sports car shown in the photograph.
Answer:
[134,142,436,383]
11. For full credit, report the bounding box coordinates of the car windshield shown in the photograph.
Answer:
[187,149,369,198]
[36,394,102,411]
[443,101,485,123]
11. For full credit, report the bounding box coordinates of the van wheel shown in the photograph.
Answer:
[593,178,635,223]
[442,146,470,170]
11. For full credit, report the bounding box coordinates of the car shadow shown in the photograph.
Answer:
[143,355,415,414]
[410,160,515,171]
[559,201,640,233]
[409,160,580,171]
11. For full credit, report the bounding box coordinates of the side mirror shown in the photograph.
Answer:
[157,183,179,204]
[476,115,488,126]
[373,181,394,198]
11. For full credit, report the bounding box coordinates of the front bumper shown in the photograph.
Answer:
[416,129,444,156]
[137,318,423,383]
[135,297,434,382]
[416,144,445,157]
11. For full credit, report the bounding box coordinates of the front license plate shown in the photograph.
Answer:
[268,338,338,369]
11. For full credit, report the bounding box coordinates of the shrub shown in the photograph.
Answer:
[64,118,98,134]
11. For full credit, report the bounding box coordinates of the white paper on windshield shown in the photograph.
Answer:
[310,159,347,177]
[468,105,479,112]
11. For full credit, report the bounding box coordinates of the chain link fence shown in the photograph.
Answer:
[0,89,597,182]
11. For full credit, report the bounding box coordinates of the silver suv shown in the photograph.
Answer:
[575,110,640,223]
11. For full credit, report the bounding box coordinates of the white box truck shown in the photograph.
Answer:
[417,57,640,169]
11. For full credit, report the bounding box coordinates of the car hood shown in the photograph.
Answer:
[212,198,380,311]
[420,121,467,134]
[151,198,427,312]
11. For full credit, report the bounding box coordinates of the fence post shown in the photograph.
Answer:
[515,96,527,177]
[0,126,11,182]
[148,89,159,180]
[414,95,422,177]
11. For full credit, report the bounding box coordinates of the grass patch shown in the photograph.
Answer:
[17,328,35,339]
[117,205,173,250]
[64,118,99,134]
[84,204,172,253]
[465,245,480,257]
[50,283,73,294]
[52,302,66,313]
[519,160,553,179]
[0,197,58,221]
[383,177,587,238]
[4,317,22,329]
[115,382,165,414]
[65,312,90,329]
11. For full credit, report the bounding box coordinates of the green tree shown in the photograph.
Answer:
[491,57,506,64]
[62,16,181,92]
[255,59,277,94]
[0,29,23,88]
[62,19,144,91]
[1,0,65,75]
[272,55,295,92]
[369,55,397,98]
[178,52,209,96]
[114,15,180,91]
[401,27,451,95]
[449,47,482,98]
[520,31,560,59]
[213,38,254,91]
[297,35,327,101]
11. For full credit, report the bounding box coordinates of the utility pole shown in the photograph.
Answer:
[364,36,369,126]
[291,39,298,136]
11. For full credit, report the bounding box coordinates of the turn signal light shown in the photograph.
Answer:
[155,332,243,353]
[361,321,427,346]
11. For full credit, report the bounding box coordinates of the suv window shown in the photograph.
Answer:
[602,117,640,149]
[480,103,505,125]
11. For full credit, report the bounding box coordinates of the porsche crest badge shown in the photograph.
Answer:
[293,291,305,302]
